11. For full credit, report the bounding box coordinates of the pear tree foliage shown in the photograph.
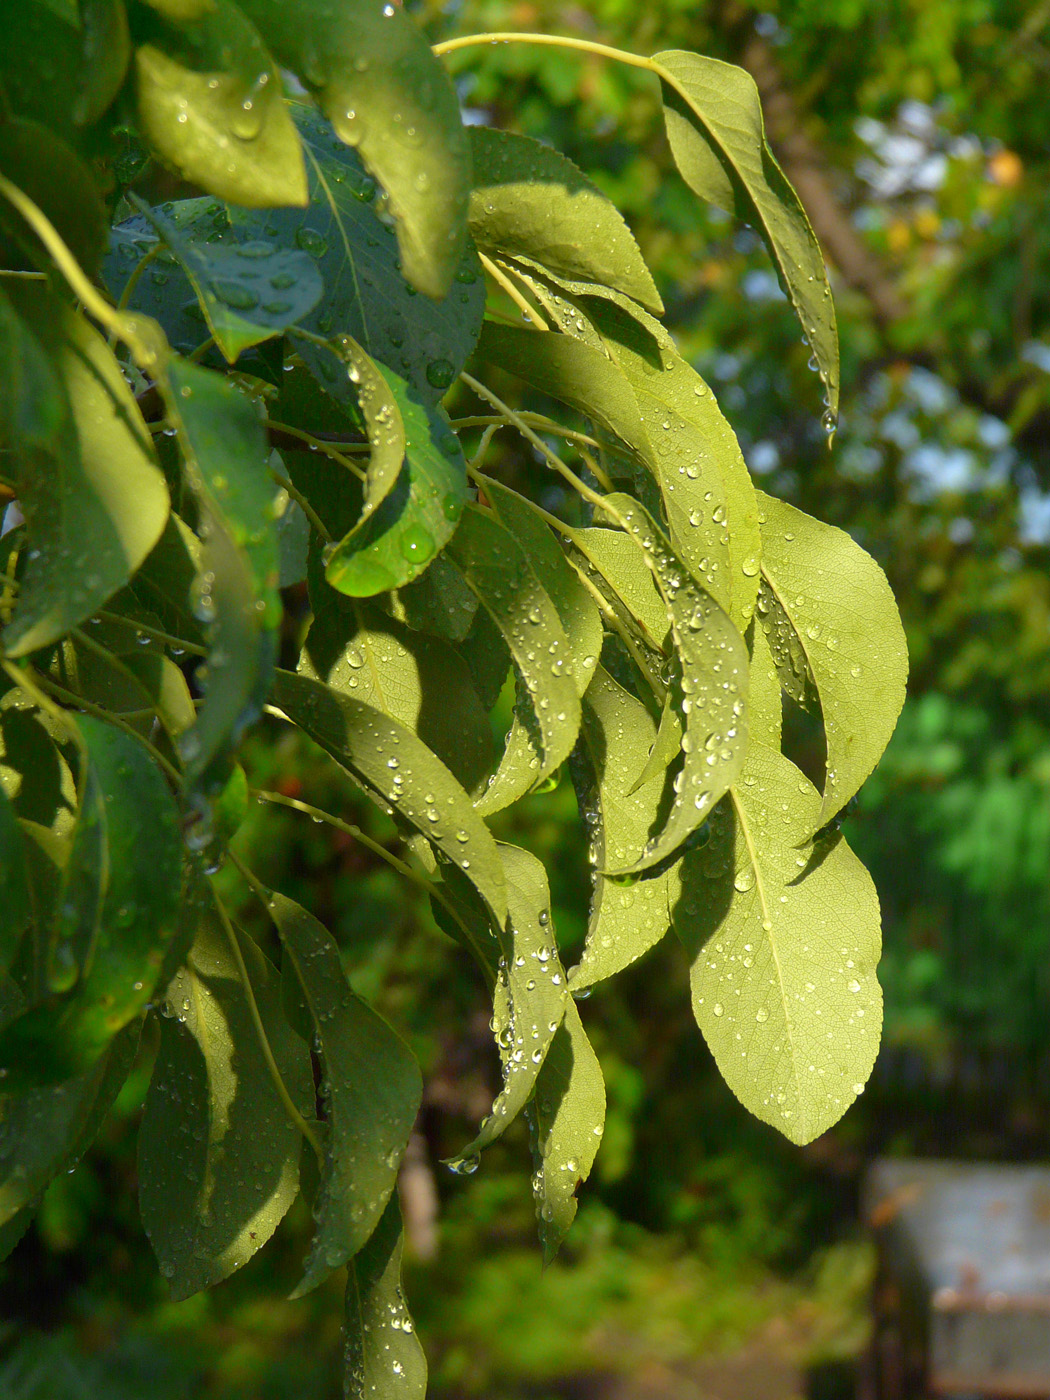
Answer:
[0,3,906,1394]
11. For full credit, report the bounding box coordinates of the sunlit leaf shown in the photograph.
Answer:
[748,619,782,751]
[0,286,169,657]
[272,670,507,927]
[267,893,422,1297]
[138,905,312,1300]
[162,357,280,792]
[236,0,470,297]
[344,1195,426,1400]
[469,127,662,313]
[655,50,839,422]
[756,491,908,827]
[0,716,182,1089]
[446,505,581,816]
[134,0,308,208]
[528,1001,605,1263]
[450,844,568,1166]
[570,667,673,990]
[672,744,882,1145]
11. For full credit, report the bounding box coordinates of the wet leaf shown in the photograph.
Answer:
[139,905,313,1299]
[655,50,839,421]
[0,716,182,1089]
[0,286,168,657]
[450,844,568,1165]
[672,744,882,1145]
[445,506,581,816]
[268,893,422,1296]
[528,1001,605,1263]
[756,491,908,827]
[748,619,782,751]
[0,788,31,978]
[162,357,280,792]
[570,667,674,990]
[272,670,507,927]
[344,1195,426,1400]
[469,127,662,313]
[134,0,308,208]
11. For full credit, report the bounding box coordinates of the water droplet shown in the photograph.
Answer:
[425,358,455,390]
[712,1003,724,1017]
[294,226,328,258]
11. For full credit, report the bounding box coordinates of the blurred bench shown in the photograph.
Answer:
[862,1159,1050,1399]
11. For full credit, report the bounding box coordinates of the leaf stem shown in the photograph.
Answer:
[0,658,86,754]
[265,418,368,484]
[116,242,162,313]
[97,611,208,657]
[433,31,658,75]
[30,668,183,784]
[268,463,334,543]
[209,882,325,1167]
[479,252,549,329]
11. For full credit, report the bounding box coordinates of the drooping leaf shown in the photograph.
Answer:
[300,597,493,797]
[0,1020,138,1229]
[272,671,507,926]
[267,893,422,1297]
[129,198,323,363]
[626,694,683,797]
[672,745,882,1145]
[134,0,308,208]
[380,553,480,644]
[0,788,31,979]
[570,667,673,991]
[654,50,839,422]
[450,845,568,1167]
[468,127,662,314]
[236,0,470,297]
[229,105,484,406]
[570,526,670,654]
[583,500,749,873]
[343,1195,427,1400]
[0,286,169,657]
[0,118,107,277]
[161,357,280,792]
[755,491,908,827]
[324,336,405,542]
[0,716,182,1089]
[528,1001,606,1263]
[139,904,312,1300]
[320,350,468,598]
[445,505,581,816]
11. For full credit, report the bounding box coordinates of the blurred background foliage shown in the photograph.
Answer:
[4,0,1050,1395]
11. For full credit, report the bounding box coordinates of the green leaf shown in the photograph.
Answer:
[236,0,470,297]
[483,479,603,699]
[139,906,313,1299]
[0,787,31,978]
[344,1195,427,1400]
[380,553,480,644]
[450,844,568,1166]
[672,745,882,1145]
[162,357,280,791]
[129,198,324,363]
[528,1001,605,1263]
[571,526,670,654]
[0,716,182,1089]
[445,505,581,816]
[0,287,169,657]
[570,667,673,991]
[626,694,683,797]
[300,597,493,797]
[468,127,662,314]
[654,50,839,422]
[134,0,308,208]
[0,698,76,844]
[267,893,422,1296]
[0,118,107,277]
[748,619,782,751]
[0,1020,138,1229]
[0,1205,35,1264]
[76,0,131,125]
[755,491,908,826]
[230,105,484,407]
[272,670,507,927]
[584,499,749,873]
[320,352,468,598]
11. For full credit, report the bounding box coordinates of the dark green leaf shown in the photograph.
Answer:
[76,0,131,125]
[267,893,422,1296]
[272,670,507,927]
[344,1195,426,1400]
[162,357,280,791]
[468,127,662,314]
[139,905,312,1299]
[236,0,470,297]
[0,787,31,979]
[446,505,581,816]
[655,50,839,421]
[672,745,882,1145]
[0,118,107,276]
[0,286,169,657]
[134,0,308,207]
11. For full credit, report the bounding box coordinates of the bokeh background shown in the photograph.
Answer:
[4,1,1050,1396]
